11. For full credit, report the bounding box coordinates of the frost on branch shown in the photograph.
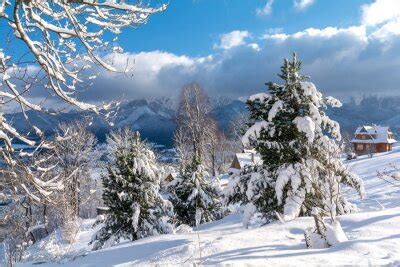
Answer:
[1,0,166,115]
[0,0,166,201]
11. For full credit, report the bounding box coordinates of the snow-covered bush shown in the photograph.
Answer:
[304,208,348,249]
[169,164,224,227]
[92,130,173,249]
[226,53,365,222]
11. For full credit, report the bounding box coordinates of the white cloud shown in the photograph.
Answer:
[370,18,400,42]
[82,22,400,101]
[256,0,274,16]
[76,51,214,101]
[269,26,366,40]
[294,0,316,11]
[362,0,400,26]
[361,0,400,44]
[214,30,250,50]
[105,51,196,76]
[248,43,261,51]
[74,2,400,102]
[21,0,400,108]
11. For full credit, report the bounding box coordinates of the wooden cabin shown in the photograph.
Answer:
[164,172,177,183]
[351,126,396,155]
[228,150,262,174]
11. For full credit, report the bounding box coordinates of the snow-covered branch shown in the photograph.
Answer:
[0,0,166,202]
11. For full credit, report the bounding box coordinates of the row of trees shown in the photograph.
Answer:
[3,83,236,256]
[2,53,368,261]
[0,0,229,263]
[4,121,102,261]
[2,81,242,260]
[92,83,231,249]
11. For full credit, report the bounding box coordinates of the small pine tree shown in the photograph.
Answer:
[93,130,173,249]
[226,53,364,221]
[170,163,224,227]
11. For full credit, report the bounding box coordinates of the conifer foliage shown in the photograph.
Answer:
[226,53,365,221]
[93,130,173,249]
[170,164,224,227]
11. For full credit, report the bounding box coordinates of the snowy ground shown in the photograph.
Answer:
[19,147,400,266]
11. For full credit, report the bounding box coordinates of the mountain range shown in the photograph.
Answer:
[5,95,400,147]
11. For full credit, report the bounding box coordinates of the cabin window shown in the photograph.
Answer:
[356,144,364,151]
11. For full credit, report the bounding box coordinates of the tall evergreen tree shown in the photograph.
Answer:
[93,130,173,249]
[226,53,364,221]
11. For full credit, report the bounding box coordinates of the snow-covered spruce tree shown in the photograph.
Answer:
[170,163,224,227]
[226,53,364,222]
[93,130,173,249]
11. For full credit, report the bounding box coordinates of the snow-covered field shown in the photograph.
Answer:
[20,147,400,266]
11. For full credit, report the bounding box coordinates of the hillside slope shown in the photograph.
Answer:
[20,147,400,266]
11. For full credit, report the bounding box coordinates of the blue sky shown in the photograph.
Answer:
[3,0,400,106]
[120,0,370,56]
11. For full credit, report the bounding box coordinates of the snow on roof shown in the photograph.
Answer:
[218,173,231,187]
[352,125,397,144]
[355,125,392,135]
[236,152,262,168]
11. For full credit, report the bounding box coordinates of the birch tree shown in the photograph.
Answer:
[52,120,99,242]
[175,82,216,170]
